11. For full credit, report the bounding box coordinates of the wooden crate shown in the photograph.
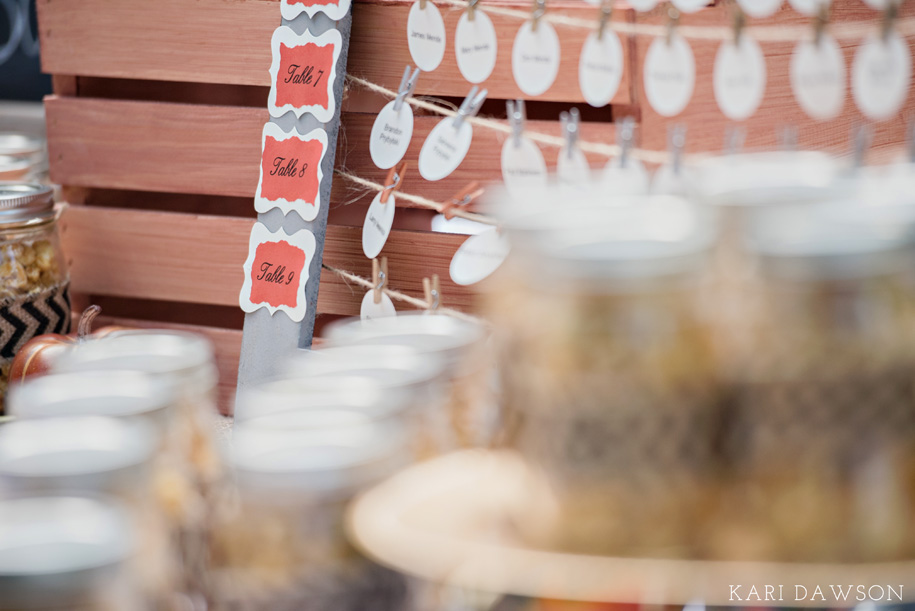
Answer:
[36,0,914,413]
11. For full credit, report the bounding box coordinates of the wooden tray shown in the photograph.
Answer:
[348,450,915,606]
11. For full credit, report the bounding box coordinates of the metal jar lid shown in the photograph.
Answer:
[0,182,55,225]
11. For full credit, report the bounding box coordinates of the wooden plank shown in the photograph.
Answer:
[45,97,615,206]
[93,314,242,416]
[634,2,915,159]
[37,0,632,103]
[59,206,472,315]
[45,97,267,198]
[37,0,279,88]
[348,0,633,104]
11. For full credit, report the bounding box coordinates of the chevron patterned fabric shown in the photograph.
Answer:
[0,282,71,362]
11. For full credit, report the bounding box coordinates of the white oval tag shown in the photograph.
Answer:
[714,35,767,121]
[787,0,830,15]
[369,100,414,170]
[672,0,708,12]
[511,20,561,96]
[557,147,592,186]
[644,33,696,118]
[852,31,912,122]
[407,1,446,72]
[418,118,473,181]
[600,157,650,195]
[862,0,892,8]
[455,10,498,84]
[450,228,510,286]
[737,0,781,17]
[501,135,548,196]
[627,0,659,9]
[360,290,397,321]
[362,191,396,259]
[651,164,695,196]
[790,34,845,120]
[579,30,624,108]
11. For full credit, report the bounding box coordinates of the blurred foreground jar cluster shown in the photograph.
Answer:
[0,330,223,610]
[486,152,915,563]
[213,313,491,610]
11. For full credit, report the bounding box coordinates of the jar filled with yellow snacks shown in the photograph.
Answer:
[0,183,69,412]
[487,195,720,558]
[707,201,915,562]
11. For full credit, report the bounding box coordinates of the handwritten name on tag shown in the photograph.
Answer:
[269,27,342,122]
[240,223,316,322]
[256,123,328,220]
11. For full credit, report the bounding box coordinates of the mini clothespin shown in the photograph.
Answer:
[560,108,580,160]
[423,274,441,312]
[778,125,798,151]
[668,124,686,175]
[666,6,680,45]
[453,86,488,130]
[813,3,829,46]
[724,126,745,155]
[531,0,546,32]
[881,0,899,42]
[617,116,636,169]
[372,257,388,305]
[907,120,915,163]
[441,182,485,220]
[380,161,408,204]
[732,4,745,45]
[467,0,480,21]
[420,0,427,10]
[507,100,526,148]
[393,66,420,112]
[597,1,613,41]
[852,124,873,169]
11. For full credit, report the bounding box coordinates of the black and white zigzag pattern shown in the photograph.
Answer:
[0,283,71,360]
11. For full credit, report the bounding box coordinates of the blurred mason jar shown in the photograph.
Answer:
[0,496,140,610]
[486,191,720,558]
[705,199,915,562]
[209,414,411,610]
[323,313,492,448]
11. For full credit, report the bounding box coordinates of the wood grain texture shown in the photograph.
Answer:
[59,206,472,315]
[37,0,632,104]
[37,0,279,88]
[633,2,915,159]
[45,96,616,209]
[93,314,242,416]
[348,0,634,104]
[45,97,267,198]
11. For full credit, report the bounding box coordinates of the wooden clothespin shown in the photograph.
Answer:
[813,3,829,47]
[467,0,480,21]
[441,182,484,220]
[597,0,612,41]
[372,257,388,305]
[380,161,408,204]
[531,0,546,32]
[423,274,441,312]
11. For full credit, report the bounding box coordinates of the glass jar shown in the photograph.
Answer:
[51,331,222,602]
[324,313,491,448]
[0,183,69,413]
[0,416,173,606]
[707,201,915,562]
[0,496,140,611]
[209,415,411,610]
[487,196,720,558]
[286,344,450,456]
[238,371,442,461]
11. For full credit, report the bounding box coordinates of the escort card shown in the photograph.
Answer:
[240,223,316,322]
[256,123,328,220]
[281,0,352,21]
[269,26,342,122]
